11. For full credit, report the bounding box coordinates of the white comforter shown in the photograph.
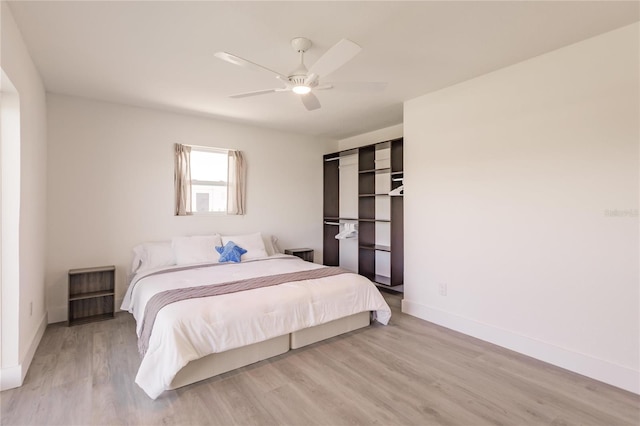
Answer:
[121,255,391,399]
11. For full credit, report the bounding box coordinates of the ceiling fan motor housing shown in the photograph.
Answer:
[291,37,312,53]
[289,76,306,86]
[288,38,314,87]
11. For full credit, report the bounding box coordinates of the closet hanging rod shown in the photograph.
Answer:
[324,221,341,226]
[324,157,340,162]
[392,177,404,182]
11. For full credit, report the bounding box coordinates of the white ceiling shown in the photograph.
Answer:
[7,1,639,140]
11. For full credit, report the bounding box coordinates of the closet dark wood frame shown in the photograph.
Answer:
[323,138,403,291]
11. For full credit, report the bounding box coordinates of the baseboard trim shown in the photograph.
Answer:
[402,299,639,395]
[0,365,22,391]
[0,311,47,391]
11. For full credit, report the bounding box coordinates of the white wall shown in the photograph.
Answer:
[0,1,48,390]
[403,23,639,393]
[1,71,21,375]
[338,124,402,151]
[46,94,335,322]
[1,71,21,368]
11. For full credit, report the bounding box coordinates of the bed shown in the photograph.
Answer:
[121,234,391,399]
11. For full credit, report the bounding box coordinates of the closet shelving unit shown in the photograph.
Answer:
[323,138,403,292]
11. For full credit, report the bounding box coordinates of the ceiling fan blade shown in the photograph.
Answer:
[314,84,333,91]
[325,81,387,92]
[230,88,283,99]
[215,52,288,80]
[300,92,321,111]
[309,39,362,79]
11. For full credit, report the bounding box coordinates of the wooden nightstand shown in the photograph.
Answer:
[285,248,314,263]
[68,265,115,326]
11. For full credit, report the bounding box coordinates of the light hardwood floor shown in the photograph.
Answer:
[1,293,638,425]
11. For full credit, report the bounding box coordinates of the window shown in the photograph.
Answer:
[190,147,228,214]
[175,144,246,216]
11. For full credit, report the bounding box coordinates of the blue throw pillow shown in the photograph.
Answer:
[215,241,247,263]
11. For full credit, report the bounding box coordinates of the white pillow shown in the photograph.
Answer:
[221,232,268,260]
[172,235,222,265]
[262,233,281,256]
[131,242,175,274]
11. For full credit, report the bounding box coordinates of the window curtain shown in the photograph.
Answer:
[174,143,192,216]
[227,150,246,215]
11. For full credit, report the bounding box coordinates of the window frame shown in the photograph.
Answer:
[188,145,229,216]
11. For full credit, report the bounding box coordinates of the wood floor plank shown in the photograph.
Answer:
[1,292,638,426]
[477,349,640,425]
[314,331,508,425]
[281,352,384,425]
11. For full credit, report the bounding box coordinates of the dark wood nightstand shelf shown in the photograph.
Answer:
[68,265,115,326]
[285,248,314,263]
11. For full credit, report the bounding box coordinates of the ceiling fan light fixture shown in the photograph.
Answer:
[292,85,311,95]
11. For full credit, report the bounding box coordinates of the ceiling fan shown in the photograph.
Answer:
[215,37,386,111]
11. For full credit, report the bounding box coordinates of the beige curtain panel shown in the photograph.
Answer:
[227,150,246,215]
[174,143,192,216]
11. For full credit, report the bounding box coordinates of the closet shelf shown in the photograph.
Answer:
[359,244,391,252]
[373,282,403,293]
[360,273,396,287]
[373,275,391,286]
[323,216,358,221]
[390,171,404,176]
[359,168,391,174]
[358,193,389,197]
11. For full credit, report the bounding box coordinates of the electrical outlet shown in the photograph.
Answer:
[438,282,448,296]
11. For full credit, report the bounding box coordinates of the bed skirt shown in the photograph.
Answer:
[168,311,371,390]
